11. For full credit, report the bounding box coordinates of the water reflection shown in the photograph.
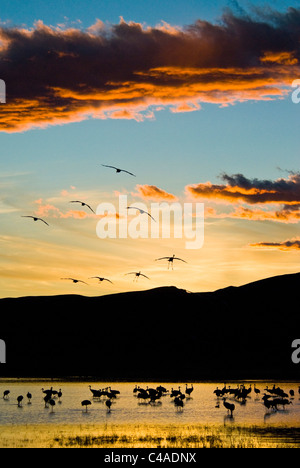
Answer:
[0,381,299,428]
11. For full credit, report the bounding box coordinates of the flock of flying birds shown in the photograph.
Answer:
[21,164,187,288]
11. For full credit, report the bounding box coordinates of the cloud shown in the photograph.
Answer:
[186,172,300,224]
[34,198,96,220]
[186,172,300,205]
[0,7,299,132]
[133,184,178,202]
[250,239,300,250]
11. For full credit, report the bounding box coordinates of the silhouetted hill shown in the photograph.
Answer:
[0,272,299,380]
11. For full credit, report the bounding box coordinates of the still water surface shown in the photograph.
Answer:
[0,381,300,427]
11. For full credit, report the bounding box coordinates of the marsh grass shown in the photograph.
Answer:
[1,424,300,448]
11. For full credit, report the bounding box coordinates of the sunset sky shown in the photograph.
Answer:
[0,0,300,298]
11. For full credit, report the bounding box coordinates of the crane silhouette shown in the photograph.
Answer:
[17,395,24,407]
[89,386,102,399]
[69,201,95,214]
[3,390,10,400]
[42,387,54,398]
[61,278,88,285]
[102,165,136,177]
[49,399,56,413]
[105,399,112,413]
[81,400,92,412]
[22,216,49,226]
[89,277,113,284]
[185,384,194,397]
[127,206,156,222]
[126,272,150,282]
[155,254,187,270]
[223,398,235,417]
[174,396,184,411]
[44,394,51,408]
[254,385,261,397]
[27,392,32,403]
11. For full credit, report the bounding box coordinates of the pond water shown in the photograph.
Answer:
[0,381,299,427]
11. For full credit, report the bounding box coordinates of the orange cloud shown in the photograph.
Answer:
[186,172,300,205]
[133,185,178,202]
[186,172,300,224]
[34,199,96,220]
[250,239,300,251]
[0,8,299,132]
[260,51,298,65]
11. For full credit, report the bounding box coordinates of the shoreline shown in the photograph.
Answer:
[1,377,300,383]
[1,423,300,448]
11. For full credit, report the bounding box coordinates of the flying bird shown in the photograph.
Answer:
[127,206,156,222]
[22,216,49,226]
[89,277,113,284]
[155,254,187,270]
[102,165,136,177]
[126,272,150,282]
[61,278,88,285]
[69,201,95,214]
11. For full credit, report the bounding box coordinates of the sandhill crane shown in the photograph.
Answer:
[81,400,92,412]
[127,206,156,222]
[223,398,235,417]
[44,394,51,408]
[105,399,112,412]
[69,200,95,214]
[174,396,184,411]
[49,399,56,413]
[61,278,88,285]
[274,398,292,410]
[17,395,24,407]
[90,277,113,284]
[3,390,10,400]
[214,387,223,398]
[263,397,272,411]
[27,392,32,403]
[102,165,136,177]
[126,272,150,282]
[254,385,261,397]
[156,386,168,394]
[58,389,62,402]
[170,387,182,398]
[89,386,102,399]
[42,387,54,398]
[22,216,49,226]
[185,384,194,397]
[289,389,295,398]
[155,254,187,270]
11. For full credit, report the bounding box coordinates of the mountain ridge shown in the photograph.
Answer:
[0,272,299,380]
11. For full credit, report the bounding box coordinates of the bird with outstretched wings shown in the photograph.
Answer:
[22,216,49,226]
[69,201,95,214]
[102,165,136,177]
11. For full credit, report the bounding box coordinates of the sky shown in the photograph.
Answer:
[0,0,300,297]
